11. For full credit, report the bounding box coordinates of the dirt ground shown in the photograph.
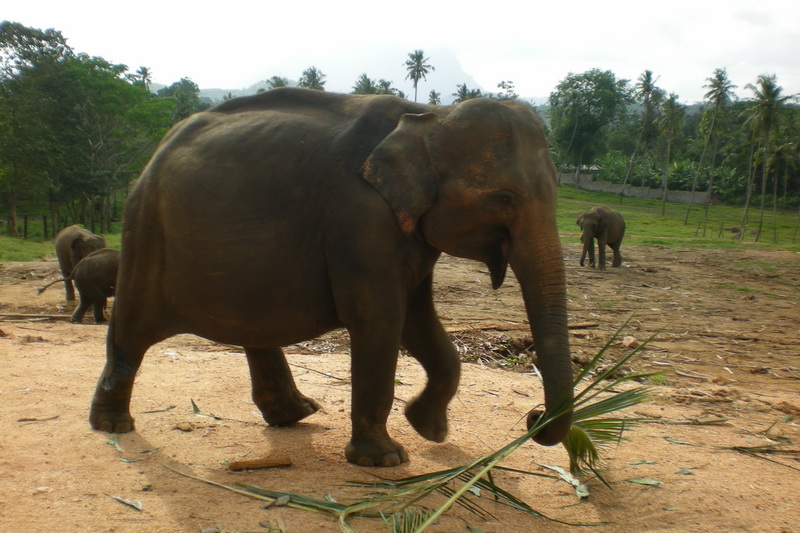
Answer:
[1,241,798,532]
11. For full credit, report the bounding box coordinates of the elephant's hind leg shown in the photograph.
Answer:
[401,277,460,443]
[245,347,321,426]
[610,242,623,267]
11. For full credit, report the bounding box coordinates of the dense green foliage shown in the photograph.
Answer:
[0,21,202,238]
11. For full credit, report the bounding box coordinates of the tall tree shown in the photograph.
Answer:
[135,66,151,91]
[404,50,434,102]
[157,77,203,121]
[548,69,630,181]
[656,93,685,215]
[0,21,72,235]
[685,68,736,223]
[743,74,791,241]
[298,66,326,90]
[428,90,441,105]
[620,70,663,198]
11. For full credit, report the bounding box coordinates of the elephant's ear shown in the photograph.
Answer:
[576,213,585,227]
[361,112,440,233]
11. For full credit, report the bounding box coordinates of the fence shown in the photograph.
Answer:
[558,173,710,205]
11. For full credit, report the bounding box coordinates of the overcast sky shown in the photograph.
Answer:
[5,0,799,104]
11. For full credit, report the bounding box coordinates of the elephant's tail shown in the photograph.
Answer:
[37,277,69,295]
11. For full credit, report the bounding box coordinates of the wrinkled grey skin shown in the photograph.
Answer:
[577,205,626,270]
[89,88,573,467]
[54,225,107,301]
[39,248,119,323]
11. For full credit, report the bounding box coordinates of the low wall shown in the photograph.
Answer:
[558,173,709,206]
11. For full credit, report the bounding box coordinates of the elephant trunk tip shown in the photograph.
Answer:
[527,409,573,446]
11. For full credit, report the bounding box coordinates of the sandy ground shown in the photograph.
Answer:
[0,241,798,532]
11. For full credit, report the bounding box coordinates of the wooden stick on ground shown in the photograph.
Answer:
[227,456,293,471]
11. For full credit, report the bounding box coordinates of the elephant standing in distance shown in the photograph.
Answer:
[577,205,626,270]
[90,87,574,467]
[38,248,120,324]
[54,225,107,301]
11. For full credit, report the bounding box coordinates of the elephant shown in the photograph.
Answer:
[53,225,107,301]
[576,205,626,270]
[89,87,573,467]
[66,248,119,324]
[38,248,120,323]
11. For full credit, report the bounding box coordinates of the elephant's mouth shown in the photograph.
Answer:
[485,236,509,290]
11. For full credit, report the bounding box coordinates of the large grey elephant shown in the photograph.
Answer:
[577,205,626,270]
[90,88,573,467]
[39,248,119,324]
[54,225,107,301]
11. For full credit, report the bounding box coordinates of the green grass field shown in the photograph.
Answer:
[2,187,798,262]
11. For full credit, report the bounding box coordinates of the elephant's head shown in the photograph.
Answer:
[362,98,573,446]
[577,211,605,241]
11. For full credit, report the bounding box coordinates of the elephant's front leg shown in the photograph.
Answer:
[597,238,607,270]
[245,347,321,426]
[586,239,596,268]
[401,276,460,443]
[346,328,408,467]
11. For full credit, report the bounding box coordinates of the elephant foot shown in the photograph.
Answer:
[405,397,448,442]
[89,404,135,433]
[259,393,321,427]
[345,436,409,467]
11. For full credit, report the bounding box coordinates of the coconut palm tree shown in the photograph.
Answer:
[298,66,326,90]
[428,90,441,105]
[743,74,791,241]
[685,68,736,223]
[352,73,377,94]
[135,66,151,91]
[657,93,685,215]
[452,83,481,103]
[404,50,434,102]
[620,70,663,201]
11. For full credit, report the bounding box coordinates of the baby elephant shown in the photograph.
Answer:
[53,225,107,302]
[38,248,120,323]
[577,205,626,270]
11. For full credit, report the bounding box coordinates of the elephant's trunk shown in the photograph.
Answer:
[511,221,573,446]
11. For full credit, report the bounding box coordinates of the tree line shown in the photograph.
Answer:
[547,68,799,241]
[2,21,798,242]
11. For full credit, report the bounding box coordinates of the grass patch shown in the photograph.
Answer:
[557,186,800,252]
[0,222,121,262]
[0,236,56,262]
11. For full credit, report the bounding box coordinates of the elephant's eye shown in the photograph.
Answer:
[495,190,515,207]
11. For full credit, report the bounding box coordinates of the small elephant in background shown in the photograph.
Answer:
[38,248,119,323]
[577,205,626,270]
[54,225,107,301]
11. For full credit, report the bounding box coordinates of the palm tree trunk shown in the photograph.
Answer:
[739,142,758,240]
[685,107,718,224]
[661,137,672,216]
[772,162,779,243]
[756,135,770,242]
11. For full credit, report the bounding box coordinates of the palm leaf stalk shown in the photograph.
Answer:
[169,318,654,532]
